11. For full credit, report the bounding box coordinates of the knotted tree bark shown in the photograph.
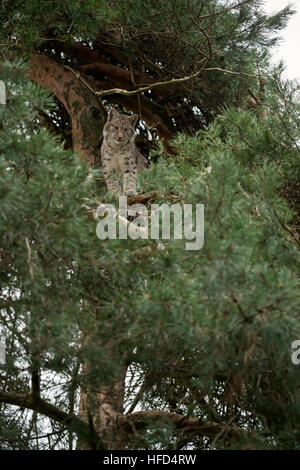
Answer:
[30,53,106,166]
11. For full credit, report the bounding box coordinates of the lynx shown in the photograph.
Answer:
[101,109,147,196]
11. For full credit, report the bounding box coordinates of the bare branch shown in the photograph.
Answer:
[66,61,259,100]
[203,67,260,78]
[97,67,259,97]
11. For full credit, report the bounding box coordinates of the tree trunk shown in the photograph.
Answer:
[29,53,127,449]
[78,358,127,449]
[30,53,106,166]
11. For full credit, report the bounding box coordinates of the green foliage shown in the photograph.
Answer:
[0,1,299,451]
[1,0,296,132]
[1,53,300,450]
[126,97,300,448]
[1,0,115,50]
[0,61,103,448]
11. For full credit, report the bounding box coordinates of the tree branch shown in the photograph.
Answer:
[65,62,259,99]
[121,410,242,439]
[30,53,106,166]
[197,0,253,20]
[0,391,106,450]
[95,67,259,98]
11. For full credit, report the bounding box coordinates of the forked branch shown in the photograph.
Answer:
[65,63,260,99]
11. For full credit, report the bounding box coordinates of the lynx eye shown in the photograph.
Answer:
[110,125,117,131]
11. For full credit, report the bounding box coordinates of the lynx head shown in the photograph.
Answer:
[103,109,138,149]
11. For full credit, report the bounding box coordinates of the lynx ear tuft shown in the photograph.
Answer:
[128,114,138,127]
[107,108,120,121]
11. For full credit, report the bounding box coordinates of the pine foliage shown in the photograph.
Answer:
[0,0,299,450]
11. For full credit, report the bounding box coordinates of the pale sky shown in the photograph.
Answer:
[263,0,300,81]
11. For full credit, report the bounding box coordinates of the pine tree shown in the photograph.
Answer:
[0,0,299,450]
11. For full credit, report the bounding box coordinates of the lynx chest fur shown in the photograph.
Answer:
[101,109,147,196]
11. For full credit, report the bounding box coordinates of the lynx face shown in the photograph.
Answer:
[103,111,137,149]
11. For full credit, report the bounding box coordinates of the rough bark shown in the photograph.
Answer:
[29,53,106,166]
[78,360,127,449]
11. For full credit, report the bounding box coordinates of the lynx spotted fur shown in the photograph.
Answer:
[101,109,147,196]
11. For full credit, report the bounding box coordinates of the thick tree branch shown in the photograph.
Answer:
[0,390,242,447]
[121,410,242,439]
[0,391,106,449]
[30,53,106,166]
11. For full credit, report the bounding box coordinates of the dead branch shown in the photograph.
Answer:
[65,61,259,100]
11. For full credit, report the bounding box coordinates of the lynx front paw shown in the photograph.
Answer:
[124,189,138,197]
[123,182,137,196]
